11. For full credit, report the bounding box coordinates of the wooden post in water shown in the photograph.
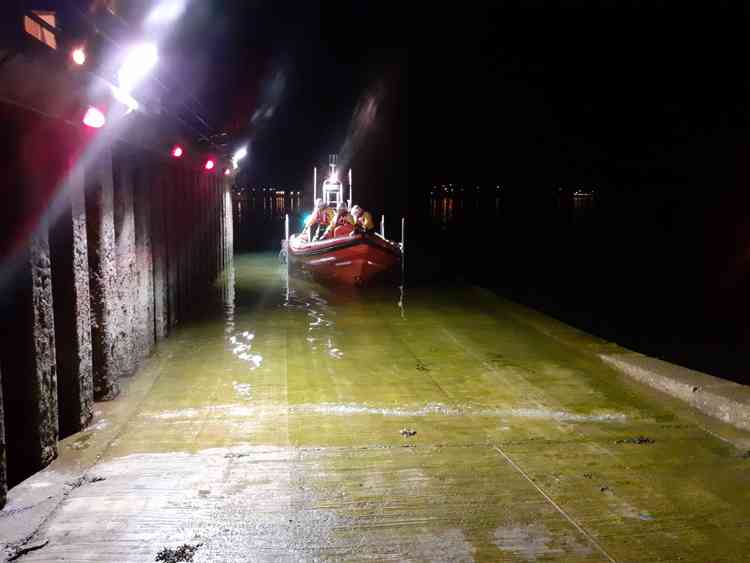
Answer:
[401,217,406,281]
[284,213,290,270]
[380,215,385,238]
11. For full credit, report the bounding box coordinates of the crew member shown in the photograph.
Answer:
[323,202,355,238]
[304,198,334,240]
[350,205,375,233]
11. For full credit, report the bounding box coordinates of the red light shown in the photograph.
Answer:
[82,106,106,128]
[171,145,183,158]
[204,159,215,171]
[71,47,86,66]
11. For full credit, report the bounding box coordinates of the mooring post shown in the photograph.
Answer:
[381,215,385,238]
[284,213,290,270]
[401,217,406,281]
[348,168,353,208]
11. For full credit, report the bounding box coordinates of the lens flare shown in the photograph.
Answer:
[82,106,106,128]
[232,146,248,169]
[71,47,86,65]
[118,43,158,92]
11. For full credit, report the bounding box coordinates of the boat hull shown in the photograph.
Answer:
[288,233,401,286]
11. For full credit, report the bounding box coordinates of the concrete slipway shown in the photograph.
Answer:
[2,254,749,562]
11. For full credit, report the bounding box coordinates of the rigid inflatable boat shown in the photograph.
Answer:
[284,155,403,286]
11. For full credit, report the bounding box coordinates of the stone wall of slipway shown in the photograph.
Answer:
[0,106,233,506]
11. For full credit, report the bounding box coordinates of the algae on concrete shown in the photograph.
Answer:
[5,253,750,562]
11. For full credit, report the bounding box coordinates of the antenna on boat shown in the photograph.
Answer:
[348,168,353,208]
[313,167,317,202]
[329,154,337,175]
[284,213,290,273]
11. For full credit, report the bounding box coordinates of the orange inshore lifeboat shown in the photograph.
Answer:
[288,231,401,286]
[285,155,403,286]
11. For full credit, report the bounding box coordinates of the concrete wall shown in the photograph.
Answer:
[0,231,59,490]
[112,146,138,380]
[86,145,121,401]
[0,366,5,509]
[133,161,155,360]
[50,154,94,439]
[0,107,233,503]
[0,107,60,492]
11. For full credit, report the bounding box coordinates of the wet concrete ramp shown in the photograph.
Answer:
[9,254,750,562]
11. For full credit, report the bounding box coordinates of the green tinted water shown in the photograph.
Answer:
[43,253,750,561]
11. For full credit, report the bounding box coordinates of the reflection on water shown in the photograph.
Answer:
[223,255,263,369]
[232,190,305,252]
[229,330,263,369]
[290,287,341,358]
[429,187,503,228]
[429,187,597,228]
[234,189,304,215]
[571,191,595,220]
[220,255,408,372]
[398,284,405,319]
[223,255,236,334]
[284,279,344,359]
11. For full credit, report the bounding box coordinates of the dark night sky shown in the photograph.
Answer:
[417,11,743,189]
[162,1,407,201]
[162,4,744,210]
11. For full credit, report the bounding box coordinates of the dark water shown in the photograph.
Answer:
[232,187,749,386]
[414,188,747,386]
[232,190,305,251]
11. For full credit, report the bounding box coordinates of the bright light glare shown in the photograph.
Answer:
[172,145,183,158]
[232,146,248,169]
[110,85,140,113]
[146,0,187,25]
[117,43,158,92]
[204,159,215,171]
[82,106,106,128]
[71,47,86,65]
[224,168,231,176]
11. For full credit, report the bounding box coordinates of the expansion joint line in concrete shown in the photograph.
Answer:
[384,321,453,402]
[491,445,618,563]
